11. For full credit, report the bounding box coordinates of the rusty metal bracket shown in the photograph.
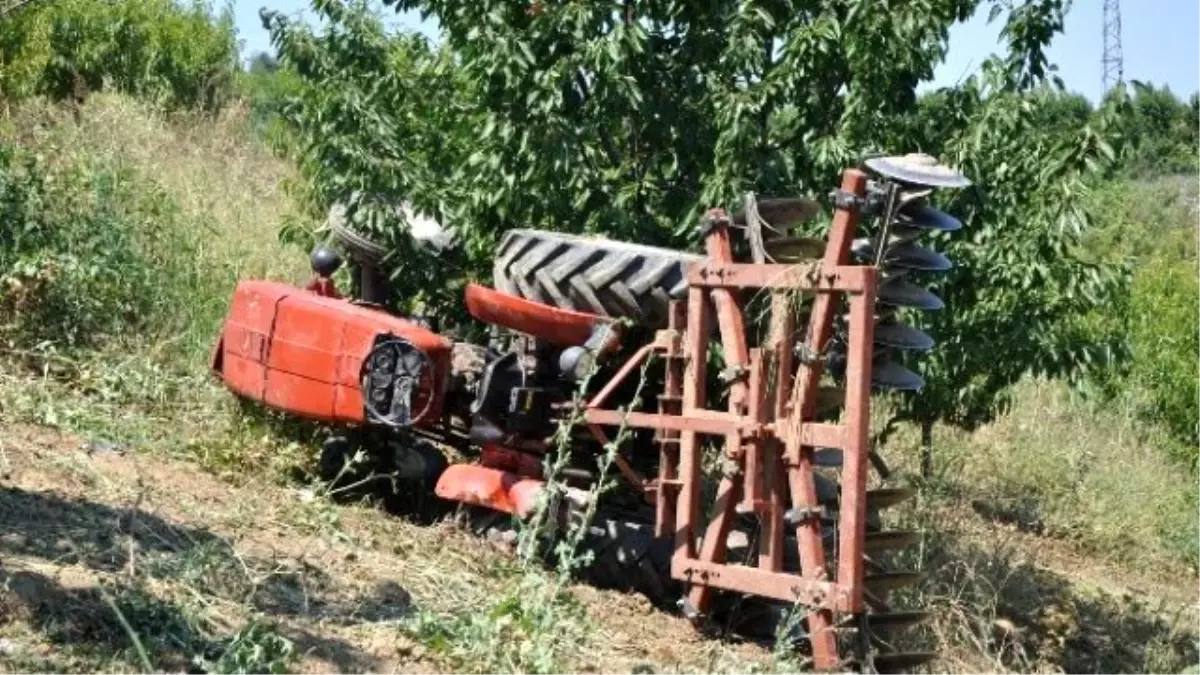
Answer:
[831,188,864,212]
[698,209,731,238]
[784,505,825,525]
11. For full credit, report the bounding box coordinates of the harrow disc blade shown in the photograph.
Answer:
[811,477,915,512]
[864,531,921,553]
[897,202,963,232]
[854,240,952,272]
[868,648,940,667]
[865,571,924,595]
[867,611,930,632]
[873,320,935,351]
[865,487,917,510]
[733,197,821,227]
[815,385,845,414]
[764,235,826,262]
[872,360,925,392]
[813,447,844,467]
[814,472,839,503]
[877,278,943,311]
[883,225,927,245]
[865,153,971,189]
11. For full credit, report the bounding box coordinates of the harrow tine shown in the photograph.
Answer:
[864,531,921,553]
[864,588,892,612]
[867,611,930,633]
[865,571,925,595]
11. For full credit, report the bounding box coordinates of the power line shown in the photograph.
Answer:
[1101,0,1124,93]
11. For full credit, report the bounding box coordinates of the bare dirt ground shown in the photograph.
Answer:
[0,424,770,674]
[1,423,1196,674]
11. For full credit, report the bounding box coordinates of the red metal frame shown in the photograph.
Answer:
[582,169,876,671]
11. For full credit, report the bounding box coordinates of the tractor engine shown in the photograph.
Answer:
[209,242,619,507]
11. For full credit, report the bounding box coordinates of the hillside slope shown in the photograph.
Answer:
[0,96,1195,674]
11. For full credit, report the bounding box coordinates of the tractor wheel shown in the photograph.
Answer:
[328,204,388,265]
[492,229,702,328]
[378,438,451,521]
[317,433,449,520]
[576,519,677,607]
[318,434,372,497]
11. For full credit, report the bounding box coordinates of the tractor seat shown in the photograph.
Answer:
[464,283,615,348]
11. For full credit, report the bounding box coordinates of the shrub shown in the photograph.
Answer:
[0,140,200,353]
[1126,258,1199,465]
[236,53,304,144]
[1082,178,1198,466]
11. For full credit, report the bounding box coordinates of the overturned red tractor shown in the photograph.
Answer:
[210,156,971,672]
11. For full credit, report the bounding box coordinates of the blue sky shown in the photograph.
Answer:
[235,1,1199,104]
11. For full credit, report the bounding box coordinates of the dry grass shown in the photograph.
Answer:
[1,93,308,284]
[872,378,1199,674]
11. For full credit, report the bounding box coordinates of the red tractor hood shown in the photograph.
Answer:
[211,280,451,427]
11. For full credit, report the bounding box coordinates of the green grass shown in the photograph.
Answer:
[0,93,316,479]
[890,378,1199,570]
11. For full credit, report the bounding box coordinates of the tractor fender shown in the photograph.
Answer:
[434,464,544,518]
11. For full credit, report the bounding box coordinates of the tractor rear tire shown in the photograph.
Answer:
[492,229,702,328]
[577,519,677,607]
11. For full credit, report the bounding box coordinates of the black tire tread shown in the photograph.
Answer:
[577,519,676,605]
[493,229,701,327]
[328,207,388,264]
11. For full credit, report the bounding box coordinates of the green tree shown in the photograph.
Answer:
[263,1,481,319]
[248,50,281,74]
[269,0,1125,465]
[887,68,1127,471]
[0,0,238,111]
